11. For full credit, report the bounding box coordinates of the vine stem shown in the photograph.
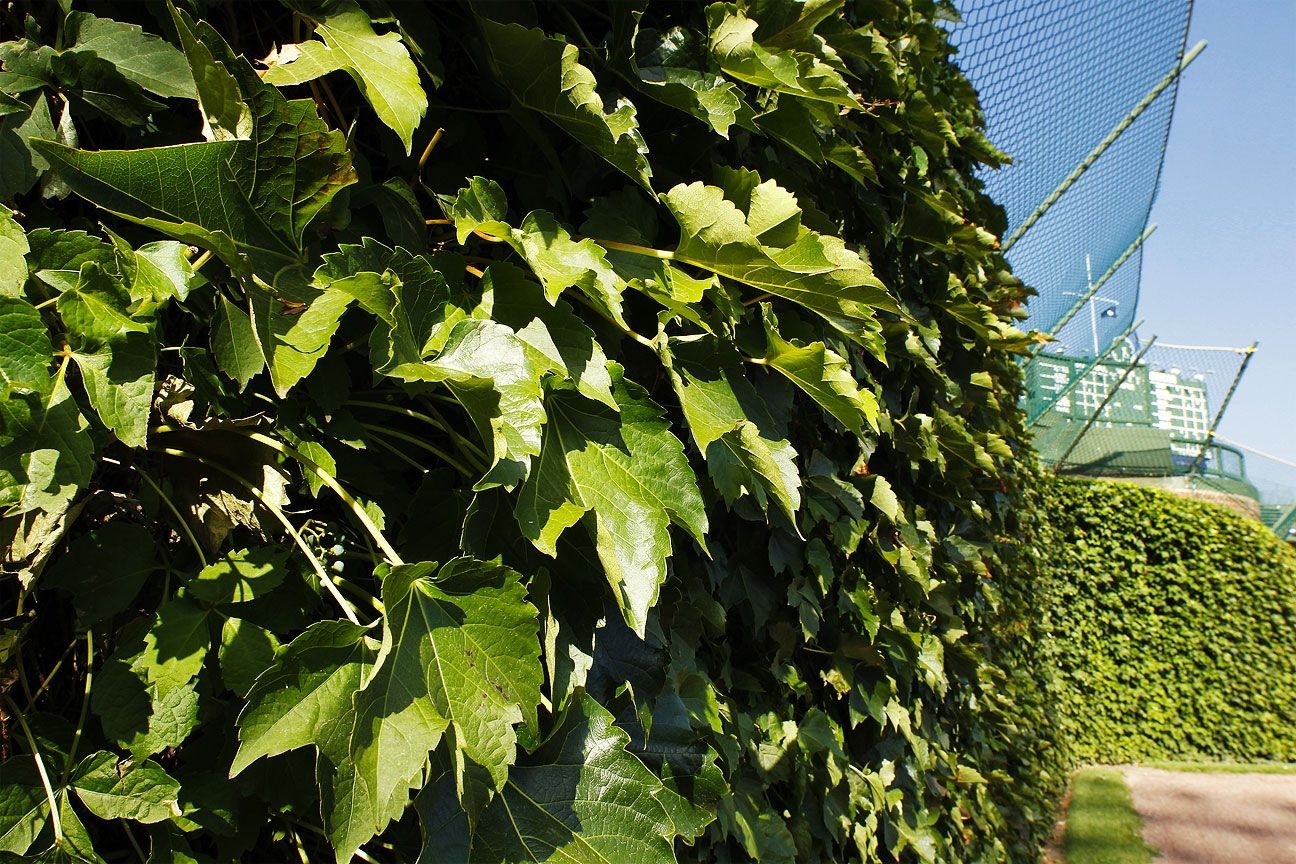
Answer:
[3,695,62,841]
[158,447,370,622]
[417,127,445,172]
[103,457,208,568]
[241,430,404,565]
[347,400,489,464]
[62,630,93,785]
[361,423,477,478]
[592,237,676,260]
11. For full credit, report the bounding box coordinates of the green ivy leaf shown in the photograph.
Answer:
[480,262,615,408]
[759,305,877,436]
[0,758,48,855]
[0,205,27,298]
[612,8,755,138]
[417,693,708,863]
[63,12,196,100]
[313,238,457,369]
[0,373,93,516]
[336,558,541,857]
[231,620,376,777]
[71,751,182,824]
[210,295,263,389]
[515,372,706,635]
[186,547,288,605]
[450,182,628,326]
[391,318,547,489]
[56,263,148,344]
[658,176,896,335]
[266,0,427,153]
[69,332,155,448]
[31,11,355,277]
[707,3,856,107]
[0,296,51,401]
[42,523,157,628]
[476,18,653,190]
[217,617,280,697]
[669,335,800,521]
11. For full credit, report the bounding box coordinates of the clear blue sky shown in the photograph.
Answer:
[1141,0,1296,487]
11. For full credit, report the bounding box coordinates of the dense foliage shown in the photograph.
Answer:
[1039,478,1296,764]
[0,1,1059,862]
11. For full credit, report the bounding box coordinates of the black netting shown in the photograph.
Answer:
[949,0,1193,352]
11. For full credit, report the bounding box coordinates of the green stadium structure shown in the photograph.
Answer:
[951,1,1293,537]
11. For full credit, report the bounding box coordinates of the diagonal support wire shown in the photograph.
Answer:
[1002,40,1206,253]
[1053,336,1158,471]
[1186,342,1258,479]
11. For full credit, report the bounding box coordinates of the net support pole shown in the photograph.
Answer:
[1026,319,1144,428]
[1053,336,1158,471]
[1002,40,1206,253]
[1027,225,1156,360]
[1187,341,1259,479]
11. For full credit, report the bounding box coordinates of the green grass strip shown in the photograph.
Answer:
[1140,760,1296,774]
[1064,767,1156,864]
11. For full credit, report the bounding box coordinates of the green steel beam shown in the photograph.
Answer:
[1053,336,1158,471]
[1002,40,1206,253]
[1187,342,1258,479]
[1026,319,1143,428]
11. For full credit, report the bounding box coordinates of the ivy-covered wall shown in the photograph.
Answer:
[1039,478,1296,764]
[0,1,1067,862]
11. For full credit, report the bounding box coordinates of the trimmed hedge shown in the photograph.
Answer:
[1040,477,1296,763]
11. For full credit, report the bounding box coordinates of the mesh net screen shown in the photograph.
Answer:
[948,0,1193,351]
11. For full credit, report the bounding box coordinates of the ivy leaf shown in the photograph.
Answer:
[0,296,51,401]
[0,758,47,855]
[249,273,353,397]
[707,3,857,107]
[30,11,355,278]
[337,558,541,857]
[515,372,706,635]
[0,374,93,516]
[266,0,427,153]
[480,263,615,409]
[56,263,148,343]
[659,177,896,336]
[70,751,182,824]
[391,319,547,490]
[92,598,211,757]
[230,620,376,776]
[450,181,628,326]
[313,239,457,369]
[63,12,196,100]
[612,9,755,138]
[760,305,877,436]
[476,17,653,190]
[42,523,157,628]
[0,94,56,201]
[210,295,263,389]
[69,332,156,448]
[186,547,288,605]
[217,617,280,697]
[120,240,199,306]
[0,205,27,298]
[669,335,800,521]
[417,693,708,863]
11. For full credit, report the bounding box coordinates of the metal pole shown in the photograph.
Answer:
[1053,336,1158,471]
[1002,40,1206,253]
[1027,225,1155,360]
[1026,319,1143,428]
[1187,342,1259,479]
